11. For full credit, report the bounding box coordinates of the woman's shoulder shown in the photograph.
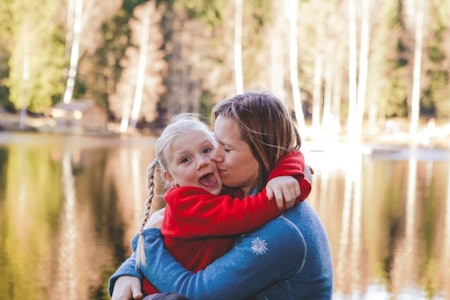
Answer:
[240,214,304,244]
[240,203,324,243]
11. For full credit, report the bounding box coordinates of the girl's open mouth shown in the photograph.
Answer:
[199,173,218,188]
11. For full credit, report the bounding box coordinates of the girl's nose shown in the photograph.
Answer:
[197,156,209,170]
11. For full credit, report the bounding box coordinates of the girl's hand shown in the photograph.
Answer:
[266,176,300,210]
[144,207,166,229]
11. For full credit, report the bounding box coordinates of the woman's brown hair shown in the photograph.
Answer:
[212,91,301,194]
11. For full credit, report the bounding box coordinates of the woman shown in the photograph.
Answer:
[110,91,333,299]
[135,114,307,297]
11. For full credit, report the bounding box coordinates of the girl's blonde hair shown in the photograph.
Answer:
[135,114,214,268]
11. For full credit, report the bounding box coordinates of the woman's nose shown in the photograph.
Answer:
[210,148,224,163]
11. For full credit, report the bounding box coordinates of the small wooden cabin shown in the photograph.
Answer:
[46,100,108,133]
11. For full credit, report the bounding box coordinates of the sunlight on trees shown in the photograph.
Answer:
[6,0,65,114]
[0,0,449,142]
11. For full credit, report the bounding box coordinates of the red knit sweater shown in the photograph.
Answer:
[142,150,311,295]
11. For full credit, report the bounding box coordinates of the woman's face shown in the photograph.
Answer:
[211,115,260,195]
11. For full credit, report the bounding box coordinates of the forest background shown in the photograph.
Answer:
[0,0,449,142]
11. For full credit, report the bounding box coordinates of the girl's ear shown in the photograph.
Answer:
[163,170,176,186]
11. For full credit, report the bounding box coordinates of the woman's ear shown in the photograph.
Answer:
[163,171,176,186]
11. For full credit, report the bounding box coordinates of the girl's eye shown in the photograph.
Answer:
[203,147,212,154]
[224,147,231,153]
[180,157,190,164]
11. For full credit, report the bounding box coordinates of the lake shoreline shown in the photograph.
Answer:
[1,111,450,149]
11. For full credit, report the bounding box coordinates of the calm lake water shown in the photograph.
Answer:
[0,132,449,300]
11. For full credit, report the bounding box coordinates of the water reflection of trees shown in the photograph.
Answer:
[1,137,449,299]
[0,136,154,299]
[53,149,77,299]
[306,144,450,299]
[390,158,418,297]
[47,139,155,299]
[442,163,450,293]
[107,147,148,244]
[0,144,62,299]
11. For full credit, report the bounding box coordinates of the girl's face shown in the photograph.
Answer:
[164,130,222,195]
[211,116,260,195]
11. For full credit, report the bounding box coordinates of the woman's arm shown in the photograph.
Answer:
[136,222,305,300]
[110,276,143,300]
[108,252,142,297]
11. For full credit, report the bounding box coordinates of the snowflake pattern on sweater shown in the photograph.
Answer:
[251,238,268,255]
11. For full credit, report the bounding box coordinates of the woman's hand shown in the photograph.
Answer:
[144,207,166,229]
[111,276,143,300]
[266,176,300,210]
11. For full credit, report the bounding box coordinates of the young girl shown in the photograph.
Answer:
[134,114,311,297]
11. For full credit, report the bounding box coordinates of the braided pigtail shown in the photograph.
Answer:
[151,163,167,212]
[135,159,158,268]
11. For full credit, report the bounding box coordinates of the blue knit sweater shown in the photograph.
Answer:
[109,201,333,300]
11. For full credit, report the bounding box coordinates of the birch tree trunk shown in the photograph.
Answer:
[311,55,322,133]
[269,2,285,99]
[234,0,243,94]
[129,4,151,129]
[19,26,29,129]
[332,65,342,134]
[62,0,83,104]
[270,34,285,100]
[347,0,358,139]
[119,95,133,133]
[321,61,332,130]
[355,0,371,138]
[65,0,75,58]
[287,0,306,133]
[409,0,424,138]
